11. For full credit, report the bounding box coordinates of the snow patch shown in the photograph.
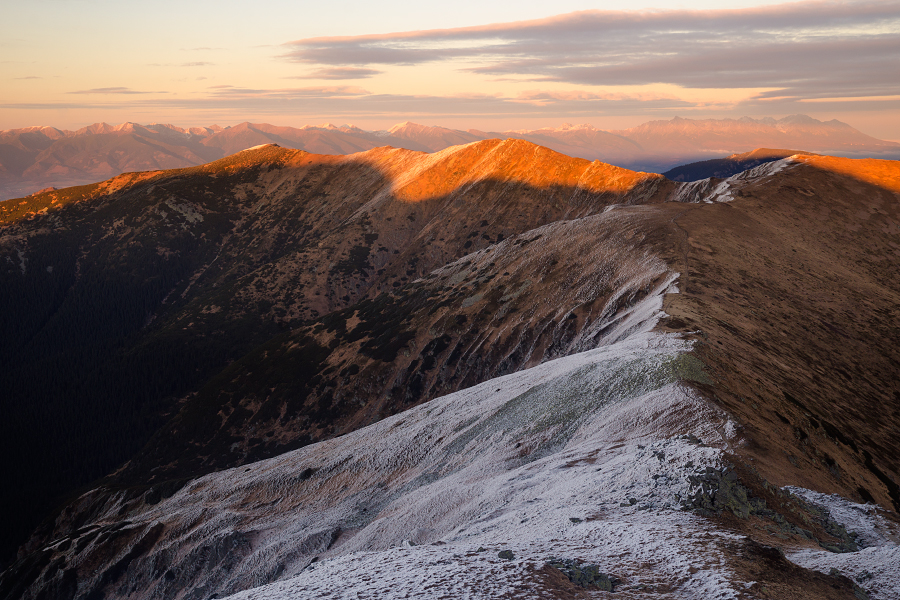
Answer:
[669,155,802,204]
[786,487,900,547]
[786,487,900,600]
[240,144,278,152]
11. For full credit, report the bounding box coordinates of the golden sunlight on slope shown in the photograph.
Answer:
[1,140,666,227]
[351,139,663,203]
[795,155,900,193]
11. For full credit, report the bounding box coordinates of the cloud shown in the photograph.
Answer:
[511,89,682,107]
[68,87,168,95]
[290,67,383,80]
[14,76,41,80]
[282,1,900,99]
[148,62,214,67]
[207,85,371,99]
[3,87,694,120]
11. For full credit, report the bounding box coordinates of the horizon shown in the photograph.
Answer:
[3,1,899,139]
[2,112,880,132]
[5,114,899,146]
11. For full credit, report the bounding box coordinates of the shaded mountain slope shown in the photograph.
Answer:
[658,155,900,512]
[0,139,668,566]
[120,207,678,484]
[122,153,900,515]
[662,148,815,181]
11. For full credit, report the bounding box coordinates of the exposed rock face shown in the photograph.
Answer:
[1,143,898,600]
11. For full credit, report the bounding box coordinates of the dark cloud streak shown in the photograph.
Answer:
[281,1,900,98]
[68,87,168,95]
[289,67,383,80]
[0,90,696,118]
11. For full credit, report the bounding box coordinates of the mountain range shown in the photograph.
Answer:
[2,115,898,200]
[0,140,898,599]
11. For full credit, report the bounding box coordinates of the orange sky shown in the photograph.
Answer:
[2,1,899,137]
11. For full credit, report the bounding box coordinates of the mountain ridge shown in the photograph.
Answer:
[3,114,898,200]
[0,140,671,566]
[1,143,898,599]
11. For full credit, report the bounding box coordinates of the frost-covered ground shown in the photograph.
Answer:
[114,279,753,600]
[785,488,900,600]
[668,156,801,204]
[36,257,898,599]
[48,277,760,599]
[212,332,741,600]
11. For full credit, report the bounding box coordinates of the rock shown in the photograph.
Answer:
[682,466,859,552]
[546,557,618,591]
[498,550,515,560]
[682,466,765,518]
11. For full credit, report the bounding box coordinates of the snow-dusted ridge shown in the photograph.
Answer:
[13,247,897,598]
[8,146,898,600]
[784,488,900,600]
[32,272,757,599]
[667,155,802,204]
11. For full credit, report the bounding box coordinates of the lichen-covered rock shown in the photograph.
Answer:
[682,466,860,553]
[546,557,618,591]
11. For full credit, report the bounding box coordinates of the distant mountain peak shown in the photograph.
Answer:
[239,143,281,152]
[2,115,898,202]
[388,121,456,134]
[388,121,421,133]
[521,123,600,133]
[300,123,343,131]
[777,114,819,125]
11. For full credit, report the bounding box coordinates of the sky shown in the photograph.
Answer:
[2,0,899,137]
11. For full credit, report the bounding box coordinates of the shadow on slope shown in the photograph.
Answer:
[3,150,900,600]
[0,140,669,568]
[662,148,816,182]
